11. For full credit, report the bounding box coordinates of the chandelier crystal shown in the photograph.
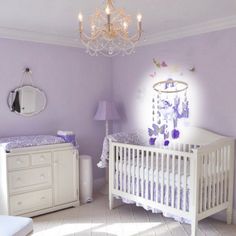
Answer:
[78,0,143,56]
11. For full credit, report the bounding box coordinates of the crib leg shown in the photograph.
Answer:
[226,206,233,224]
[191,219,198,236]
[109,193,114,210]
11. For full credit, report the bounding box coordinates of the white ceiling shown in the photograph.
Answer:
[0,0,235,47]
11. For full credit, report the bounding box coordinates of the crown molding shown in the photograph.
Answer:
[0,15,236,49]
[0,26,84,48]
[139,15,236,47]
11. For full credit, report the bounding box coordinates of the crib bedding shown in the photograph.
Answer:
[0,135,66,152]
[98,131,148,168]
[114,176,191,224]
[115,158,222,224]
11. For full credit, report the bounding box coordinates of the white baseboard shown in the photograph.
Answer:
[211,208,236,224]
[93,177,105,193]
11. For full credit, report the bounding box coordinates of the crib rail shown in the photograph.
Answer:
[196,138,234,221]
[109,138,234,225]
[109,142,195,218]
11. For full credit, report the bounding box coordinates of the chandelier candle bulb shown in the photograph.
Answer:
[78,13,83,33]
[137,14,142,22]
[106,6,111,31]
[78,13,83,22]
[123,22,128,30]
[137,14,142,31]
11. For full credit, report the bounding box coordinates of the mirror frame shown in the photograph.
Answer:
[8,85,47,117]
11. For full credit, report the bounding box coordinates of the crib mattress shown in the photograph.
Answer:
[117,159,191,188]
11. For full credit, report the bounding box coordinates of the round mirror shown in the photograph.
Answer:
[8,86,47,116]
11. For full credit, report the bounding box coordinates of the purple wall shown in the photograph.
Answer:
[0,38,112,180]
[112,28,236,214]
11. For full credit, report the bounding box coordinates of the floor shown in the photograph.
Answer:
[32,194,236,236]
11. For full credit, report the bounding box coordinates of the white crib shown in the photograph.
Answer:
[108,127,235,236]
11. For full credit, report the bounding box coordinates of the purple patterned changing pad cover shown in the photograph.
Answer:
[0,135,66,152]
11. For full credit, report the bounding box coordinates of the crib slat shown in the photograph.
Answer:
[151,151,154,201]
[146,151,149,200]
[216,149,220,206]
[223,147,227,203]
[128,147,131,194]
[199,155,203,213]
[116,146,119,190]
[177,155,181,210]
[171,155,175,208]
[161,153,164,205]
[124,147,127,193]
[132,148,135,195]
[141,150,145,198]
[212,151,216,207]
[220,148,224,204]
[203,155,207,211]
[137,149,140,197]
[226,146,230,202]
[156,152,159,203]
[183,156,187,211]
[166,154,170,206]
[224,146,228,202]
[208,153,212,209]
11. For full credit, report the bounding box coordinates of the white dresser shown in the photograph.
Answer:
[0,143,79,217]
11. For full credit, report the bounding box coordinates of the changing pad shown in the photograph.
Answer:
[0,135,66,152]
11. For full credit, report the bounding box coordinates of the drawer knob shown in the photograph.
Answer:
[40,174,45,179]
[40,156,45,161]
[16,159,23,165]
[17,201,22,205]
[40,196,46,200]
[16,177,21,182]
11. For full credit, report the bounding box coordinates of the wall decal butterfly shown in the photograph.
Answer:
[149,71,156,78]
[189,66,196,72]
[153,58,161,68]
[153,58,168,68]
[161,61,168,67]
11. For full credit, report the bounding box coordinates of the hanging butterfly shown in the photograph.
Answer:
[149,71,156,78]
[149,137,156,145]
[148,123,167,136]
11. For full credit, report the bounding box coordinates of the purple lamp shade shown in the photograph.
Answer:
[94,101,120,121]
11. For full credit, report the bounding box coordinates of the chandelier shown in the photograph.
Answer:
[78,0,143,57]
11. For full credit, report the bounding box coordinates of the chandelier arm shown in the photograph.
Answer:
[115,30,142,43]
[80,30,104,44]
[129,31,143,43]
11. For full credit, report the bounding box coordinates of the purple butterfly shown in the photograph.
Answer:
[148,124,167,136]
[149,137,156,145]
[149,71,156,78]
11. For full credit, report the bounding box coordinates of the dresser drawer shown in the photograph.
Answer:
[10,189,52,215]
[8,167,52,194]
[7,155,30,171]
[31,152,52,166]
